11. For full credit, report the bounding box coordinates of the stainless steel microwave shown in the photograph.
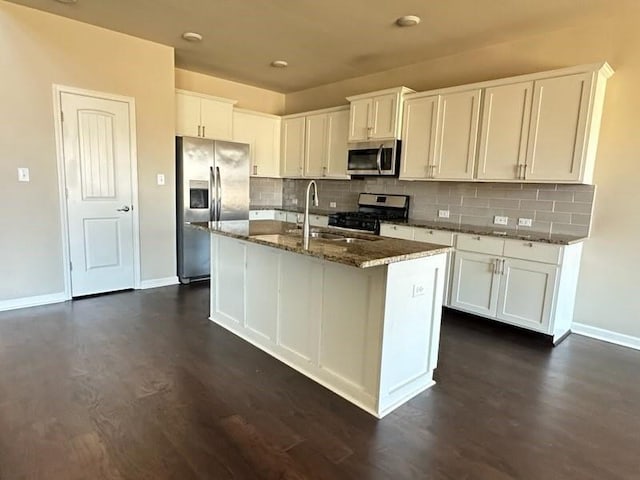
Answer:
[347,140,401,176]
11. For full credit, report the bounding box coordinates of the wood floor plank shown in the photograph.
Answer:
[1,283,639,479]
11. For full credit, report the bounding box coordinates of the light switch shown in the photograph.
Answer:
[157,173,165,186]
[18,168,30,182]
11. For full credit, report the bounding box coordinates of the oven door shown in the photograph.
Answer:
[347,141,399,176]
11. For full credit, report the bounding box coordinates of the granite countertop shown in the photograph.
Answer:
[381,219,587,245]
[189,220,451,269]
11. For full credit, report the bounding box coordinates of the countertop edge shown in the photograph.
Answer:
[190,223,450,268]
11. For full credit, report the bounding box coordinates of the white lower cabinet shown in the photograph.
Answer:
[210,234,447,418]
[451,234,581,342]
[450,251,501,317]
[496,258,557,331]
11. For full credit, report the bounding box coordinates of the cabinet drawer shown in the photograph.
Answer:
[274,211,287,221]
[380,224,414,240]
[285,212,303,223]
[456,234,504,256]
[309,215,329,227]
[249,210,275,220]
[413,228,454,246]
[503,240,562,264]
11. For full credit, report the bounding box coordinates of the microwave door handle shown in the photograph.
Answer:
[209,167,218,222]
[376,144,383,174]
[216,166,222,221]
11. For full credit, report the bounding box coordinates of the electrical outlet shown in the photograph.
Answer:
[17,167,30,182]
[518,218,533,227]
[329,202,337,208]
[412,283,426,297]
[438,210,450,219]
[156,173,165,186]
[292,198,298,205]
[494,216,509,225]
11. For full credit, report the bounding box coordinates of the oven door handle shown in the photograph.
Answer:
[376,144,383,175]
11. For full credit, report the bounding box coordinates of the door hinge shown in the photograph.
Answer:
[69,261,73,271]
[61,111,64,122]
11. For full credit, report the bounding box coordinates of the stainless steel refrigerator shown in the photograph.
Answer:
[176,136,250,284]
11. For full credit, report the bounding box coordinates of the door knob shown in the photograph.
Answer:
[117,206,130,212]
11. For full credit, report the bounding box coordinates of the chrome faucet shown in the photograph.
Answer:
[302,180,319,249]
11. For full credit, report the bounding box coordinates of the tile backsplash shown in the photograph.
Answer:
[250,177,283,206]
[260,178,595,237]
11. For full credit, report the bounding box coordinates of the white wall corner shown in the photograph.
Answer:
[138,276,180,290]
[572,323,640,351]
[0,292,68,312]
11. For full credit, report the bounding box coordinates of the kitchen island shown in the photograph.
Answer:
[191,220,451,418]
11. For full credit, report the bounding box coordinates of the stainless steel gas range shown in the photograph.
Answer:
[328,193,410,235]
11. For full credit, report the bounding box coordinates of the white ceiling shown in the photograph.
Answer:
[6,0,623,92]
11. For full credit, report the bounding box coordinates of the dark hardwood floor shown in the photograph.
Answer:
[1,284,639,479]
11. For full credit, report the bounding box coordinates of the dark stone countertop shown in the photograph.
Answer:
[189,220,450,269]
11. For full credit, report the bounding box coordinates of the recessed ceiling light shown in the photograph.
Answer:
[396,15,421,27]
[270,60,288,68]
[55,0,78,3]
[182,32,203,42]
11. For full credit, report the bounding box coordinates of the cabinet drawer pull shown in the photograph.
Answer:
[202,125,206,137]
[526,242,534,248]
[473,236,481,241]
[198,125,201,137]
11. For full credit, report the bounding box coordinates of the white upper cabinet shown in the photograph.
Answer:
[400,89,482,181]
[525,73,593,183]
[175,90,236,140]
[304,113,328,177]
[283,107,349,179]
[477,82,533,181]
[370,93,398,139]
[399,95,440,180]
[399,62,613,184]
[347,87,414,142]
[348,99,372,142]
[233,109,281,178]
[432,89,482,181]
[281,116,306,177]
[325,109,350,178]
[175,92,201,138]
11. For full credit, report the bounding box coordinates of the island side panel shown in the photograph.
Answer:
[209,234,386,417]
[377,253,447,417]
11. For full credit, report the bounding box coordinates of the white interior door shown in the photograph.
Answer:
[61,92,136,297]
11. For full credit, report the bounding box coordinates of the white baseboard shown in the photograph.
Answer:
[138,276,180,290]
[572,323,640,351]
[0,292,68,312]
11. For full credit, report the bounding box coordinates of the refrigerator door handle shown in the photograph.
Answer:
[216,166,222,221]
[210,166,217,222]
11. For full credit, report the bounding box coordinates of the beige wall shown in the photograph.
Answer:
[0,1,176,300]
[286,10,640,338]
[175,68,285,115]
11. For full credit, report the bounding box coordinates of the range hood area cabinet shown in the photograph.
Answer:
[280,106,350,179]
[176,89,237,141]
[399,62,614,184]
[346,87,415,142]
